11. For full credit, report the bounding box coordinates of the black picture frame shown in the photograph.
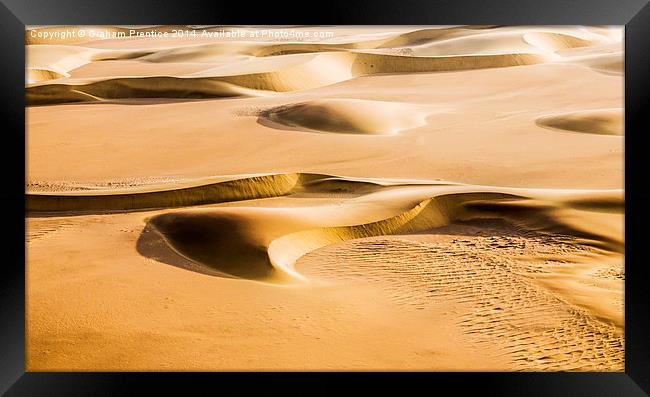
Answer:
[2,0,649,395]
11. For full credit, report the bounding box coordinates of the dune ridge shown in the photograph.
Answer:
[258,98,431,135]
[297,231,624,371]
[26,173,306,212]
[141,187,621,284]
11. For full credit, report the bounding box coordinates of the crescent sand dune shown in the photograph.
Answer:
[26,25,624,371]
[535,108,623,136]
[145,189,522,282]
[257,99,431,135]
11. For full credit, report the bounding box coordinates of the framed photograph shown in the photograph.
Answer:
[2,0,649,395]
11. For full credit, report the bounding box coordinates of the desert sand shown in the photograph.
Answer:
[25,25,624,371]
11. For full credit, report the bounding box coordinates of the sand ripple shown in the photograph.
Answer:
[298,230,624,371]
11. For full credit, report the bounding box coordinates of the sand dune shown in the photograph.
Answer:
[26,25,624,371]
[536,108,623,135]
[522,32,596,52]
[143,189,510,282]
[26,172,452,212]
[406,32,546,57]
[554,42,624,75]
[377,26,612,56]
[25,25,204,45]
[147,209,308,281]
[376,26,500,48]
[258,99,430,135]
[28,24,621,105]
[146,190,518,282]
[27,49,549,105]
[26,77,267,105]
[575,53,623,75]
[26,44,155,80]
[133,183,622,287]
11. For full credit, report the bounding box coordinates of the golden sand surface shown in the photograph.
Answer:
[26,25,624,371]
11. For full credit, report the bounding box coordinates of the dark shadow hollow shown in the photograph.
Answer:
[135,223,238,279]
